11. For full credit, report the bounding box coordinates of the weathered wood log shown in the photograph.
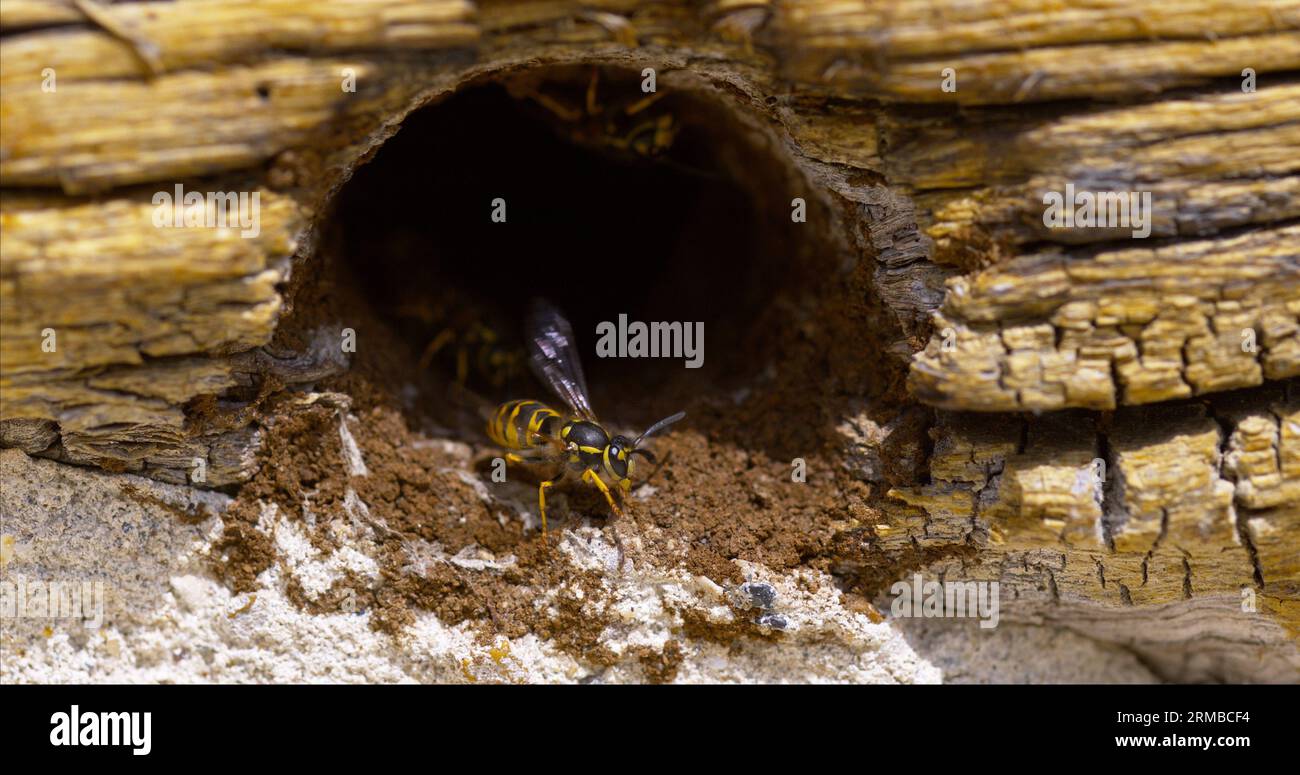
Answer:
[1,0,1296,681]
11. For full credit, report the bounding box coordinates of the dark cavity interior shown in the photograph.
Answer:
[303,66,884,458]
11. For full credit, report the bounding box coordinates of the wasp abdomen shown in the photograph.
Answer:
[488,399,563,450]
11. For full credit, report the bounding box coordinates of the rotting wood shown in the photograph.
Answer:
[910,225,1300,411]
[0,0,1296,675]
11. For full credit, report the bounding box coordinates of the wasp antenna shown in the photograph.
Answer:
[633,411,686,447]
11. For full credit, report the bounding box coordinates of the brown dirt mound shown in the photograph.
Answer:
[204,67,926,663]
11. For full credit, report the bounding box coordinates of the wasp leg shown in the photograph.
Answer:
[622,90,669,117]
[418,328,456,371]
[581,469,624,518]
[617,478,638,521]
[455,343,470,385]
[582,469,629,568]
[538,468,567,548]
[616,477,635,524]
[585,68,601,116]
[509,80,584,123]
[633,450,672,490]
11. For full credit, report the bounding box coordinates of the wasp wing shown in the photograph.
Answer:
[525,299,597,421]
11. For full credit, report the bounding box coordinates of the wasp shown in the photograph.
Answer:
[487,299,685,544]
[394,290,527,391]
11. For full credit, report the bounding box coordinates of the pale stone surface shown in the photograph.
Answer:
[2,447,1163,684]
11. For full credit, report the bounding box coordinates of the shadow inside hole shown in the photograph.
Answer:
[328,68,861,458]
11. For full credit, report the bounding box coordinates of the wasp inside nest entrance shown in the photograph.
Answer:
[307,66,864,450]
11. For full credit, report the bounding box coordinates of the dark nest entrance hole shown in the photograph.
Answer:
[288,65,894,466]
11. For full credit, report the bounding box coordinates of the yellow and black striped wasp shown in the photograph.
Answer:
[487,300,685,545]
